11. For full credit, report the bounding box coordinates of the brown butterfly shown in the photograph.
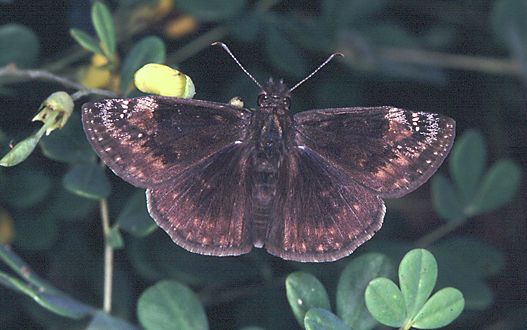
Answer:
[82,43,455,262]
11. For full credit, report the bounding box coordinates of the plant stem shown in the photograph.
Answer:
[167,26,227,64]
[0,64,116,99]
[99,197,113,313]
[377,47,520,75]
[415,218,467,247]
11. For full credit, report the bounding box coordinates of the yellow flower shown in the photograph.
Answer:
[134,63,195,98]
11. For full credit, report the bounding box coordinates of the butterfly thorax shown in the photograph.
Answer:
[249,79,294,245]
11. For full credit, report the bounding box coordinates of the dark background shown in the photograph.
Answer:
[0,0,525,329]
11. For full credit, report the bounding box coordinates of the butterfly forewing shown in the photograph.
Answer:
[265,147,385,262]
[82,96,251,188]
[294,107,455,198]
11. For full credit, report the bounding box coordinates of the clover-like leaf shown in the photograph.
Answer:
[364,277,406,327]
[336,253,393,330]
[137,280,208,330]
[411,287,464,329]
[431,174,464,221]
[286,271,331,327]
[449,129,486,201]
[0,23,39,68]
[304,308,351,330]
[62,163,111,199]
[399,249,438,318]
[469,159,521,215]
[116,190,157,237]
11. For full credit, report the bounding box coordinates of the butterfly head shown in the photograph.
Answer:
[257,78,291,109]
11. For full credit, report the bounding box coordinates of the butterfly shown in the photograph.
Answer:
[81,43,455,262]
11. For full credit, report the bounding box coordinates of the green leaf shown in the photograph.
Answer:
[173,0,246,22]
[286,271,331,327]
[47,186,97,221]
[0,23,39,67]
[116,190,157,237]
[492,0,527,79]
[411,288,464,329]
[431,174,465,221]
[127,233,259,285]
[399,249,438,318]
[336,253,394,330]
[87,311,138,330]
[137,280,209,330]
[433,237,505,278]
[469,159,522,215]
[0,129,45,167]
[69,28,104,55]
[264,16,308,78]
[0,167,52,208]
[91,1,116,58]
[107,227,124,249]
[0,272,94,319]
[364,277,406,327]
[40,113,96,163]
[120,36,166,95]
[12,209,59,251]
[449,129,486,201]
[62,163,111,199]
[304,308,351,330]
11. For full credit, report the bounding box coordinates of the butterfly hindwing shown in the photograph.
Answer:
[265,148,385,262]
[294,107,455,198]
[146,144,253,256]
[82,96,251,188]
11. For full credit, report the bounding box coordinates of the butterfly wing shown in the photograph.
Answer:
[294,107,455,198]
[147,144,253,256]
[265,148,385,262]
[82,96,254,255]
[82,96,251,188]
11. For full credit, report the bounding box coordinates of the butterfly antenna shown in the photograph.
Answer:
[212,42,263,90]
[288,53,344,93]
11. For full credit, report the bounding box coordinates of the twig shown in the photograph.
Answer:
[167,26,227,64]
[0,64,116,99]
[99,197,113,313]
[415,218,467,247]
[377,47,520,76]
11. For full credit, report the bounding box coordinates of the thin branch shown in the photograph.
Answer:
[415,218,467,247]
[377,47,520,76]
[0,64,116,99]
[99,197,113,313]
[167,26,227,64]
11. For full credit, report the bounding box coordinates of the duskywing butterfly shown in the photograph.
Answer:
[82,43,455,262]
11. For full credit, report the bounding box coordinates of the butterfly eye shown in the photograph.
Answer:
[257,94,268,105]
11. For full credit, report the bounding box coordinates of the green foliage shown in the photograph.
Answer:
[432,129,522,220]
[39,113,96,163]
[62,163,111,199]
[120,36,166,95]
[304,308,350,330]
[137,280,209,330]
[0,23,39,68]
[365,249,464,329]
[336,253,394,330]
[286,271,331,326]
[173,0,247,22]
[91,1,117,60]
[0,1,524,329]
[116,190,157,237]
